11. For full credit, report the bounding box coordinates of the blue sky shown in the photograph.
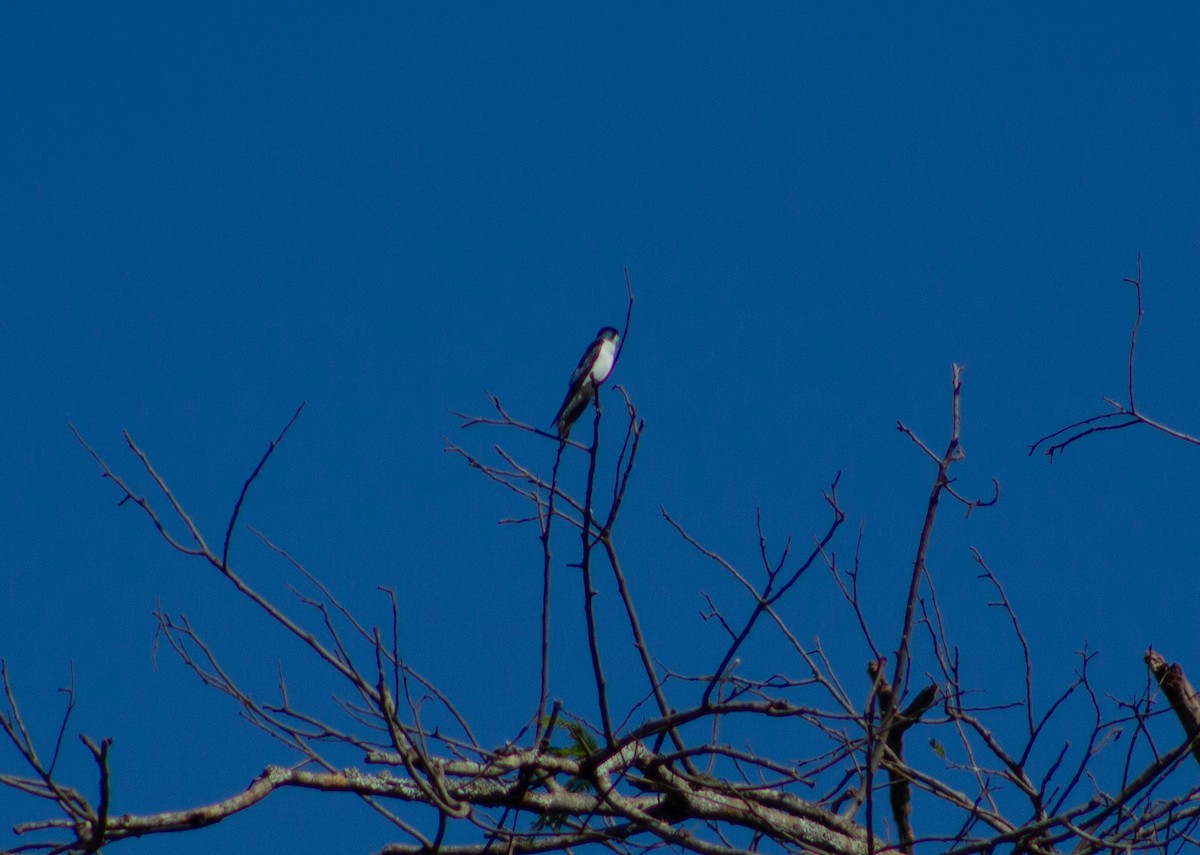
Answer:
[3,5,1200,852]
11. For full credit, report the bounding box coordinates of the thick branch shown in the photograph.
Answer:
[1145,650,1200,767]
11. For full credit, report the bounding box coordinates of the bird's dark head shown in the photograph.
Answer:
[597,327,620,343]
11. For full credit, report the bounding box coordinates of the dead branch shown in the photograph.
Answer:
[10,275,1200,855]
[1030,256,1200,458]
[1145,650,1200,767]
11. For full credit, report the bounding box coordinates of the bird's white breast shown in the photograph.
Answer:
[589,339,616,385]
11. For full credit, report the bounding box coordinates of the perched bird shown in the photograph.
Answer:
[552,327,620,439]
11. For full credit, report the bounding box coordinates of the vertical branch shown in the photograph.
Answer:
[580,388,614,745]
[972,548,1035,735]
[79,734,112,853]
[594,391,695,768]
[861,660,883,853]
[853,661,938,851]
[892,364,965,698]
[617,268,635,364]
[386,588,402,723]
[1125,253,1143,412]
[535,442,566,748]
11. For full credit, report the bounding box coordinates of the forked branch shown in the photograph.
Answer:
[1030,256,1200,458]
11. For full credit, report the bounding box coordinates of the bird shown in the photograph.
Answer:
[552,327,620,439]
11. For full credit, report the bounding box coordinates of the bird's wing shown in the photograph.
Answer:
[553,388,592,438]
[552,337,605,434]
[569,338,604,387]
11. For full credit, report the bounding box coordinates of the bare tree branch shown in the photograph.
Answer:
[9,266,1200,854]
[1031,255,1200,458]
